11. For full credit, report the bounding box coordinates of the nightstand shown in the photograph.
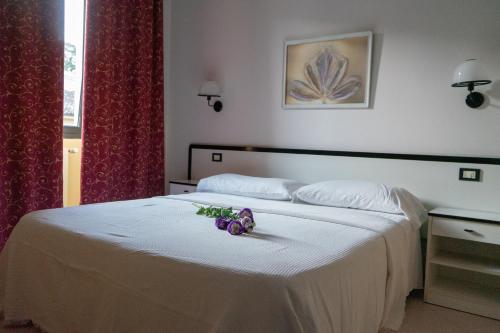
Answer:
[424,207,500,320]
[169,179,199,195]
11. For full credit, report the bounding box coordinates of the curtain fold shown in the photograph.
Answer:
[81,0,164,204]
[0,0,64,250]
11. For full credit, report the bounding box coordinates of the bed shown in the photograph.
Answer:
[0,191,423,333]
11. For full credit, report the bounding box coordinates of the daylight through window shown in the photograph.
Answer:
[64,0,85,131]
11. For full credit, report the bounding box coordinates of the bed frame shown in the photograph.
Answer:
[188,144,500,212]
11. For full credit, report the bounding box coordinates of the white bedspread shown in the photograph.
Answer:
[0,193,422,333]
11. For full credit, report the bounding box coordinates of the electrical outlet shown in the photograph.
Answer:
[212,153,222,162]
[459,168,481,182]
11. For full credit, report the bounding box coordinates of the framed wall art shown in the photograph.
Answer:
[282,31,372,109]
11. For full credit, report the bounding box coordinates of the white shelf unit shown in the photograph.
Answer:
[425,211,500,320]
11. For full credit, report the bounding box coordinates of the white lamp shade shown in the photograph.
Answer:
[198,81,221,96]
[452,59,490,87]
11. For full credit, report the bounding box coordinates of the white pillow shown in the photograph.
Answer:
[197,173,305,201]
[293,180,427,227]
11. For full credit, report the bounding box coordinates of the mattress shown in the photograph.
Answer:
[0,192,423,333]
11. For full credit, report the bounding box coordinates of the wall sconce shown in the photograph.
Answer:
[198,81,223,112]
[451,59,491,108]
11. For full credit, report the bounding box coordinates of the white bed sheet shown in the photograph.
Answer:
[0,192,422,333]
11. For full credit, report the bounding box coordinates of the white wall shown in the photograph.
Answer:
[165,0,500,181]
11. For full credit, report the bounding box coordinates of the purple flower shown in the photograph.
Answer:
[239,208,253,221]
[215,217,230,230]
[241,216,255,233]
[227,220,244,235]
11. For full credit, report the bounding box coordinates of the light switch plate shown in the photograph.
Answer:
[212,153,222,162]
[459,168,481,182]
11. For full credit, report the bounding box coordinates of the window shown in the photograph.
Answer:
[64,0,85,138]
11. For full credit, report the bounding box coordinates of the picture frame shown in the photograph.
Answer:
[282,31,373,109]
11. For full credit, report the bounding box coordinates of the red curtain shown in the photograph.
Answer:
[81,0,164,204]
[0,0,64,249]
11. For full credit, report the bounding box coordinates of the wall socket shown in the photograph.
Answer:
[459,168,481,182]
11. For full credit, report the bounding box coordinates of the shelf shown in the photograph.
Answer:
[431,251,500,277]
[427,276,500,319]
[432,276,500,305]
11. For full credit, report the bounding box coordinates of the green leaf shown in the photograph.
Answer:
[194,204,239,220]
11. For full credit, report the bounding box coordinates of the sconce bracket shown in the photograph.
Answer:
[212,100,223,112]
[198,94,223,112]
[466,91,484,109]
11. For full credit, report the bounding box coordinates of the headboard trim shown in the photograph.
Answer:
[188,144,500,179]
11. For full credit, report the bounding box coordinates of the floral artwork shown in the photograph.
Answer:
[287,48,361,102]
[283,32,372,109]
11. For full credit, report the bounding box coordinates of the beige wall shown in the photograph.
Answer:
[63,139,81,207]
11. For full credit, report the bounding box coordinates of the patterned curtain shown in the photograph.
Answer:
[0,1,64,250]
[81,0,164,204]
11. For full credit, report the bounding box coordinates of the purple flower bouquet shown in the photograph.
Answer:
[199,206,256,236]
